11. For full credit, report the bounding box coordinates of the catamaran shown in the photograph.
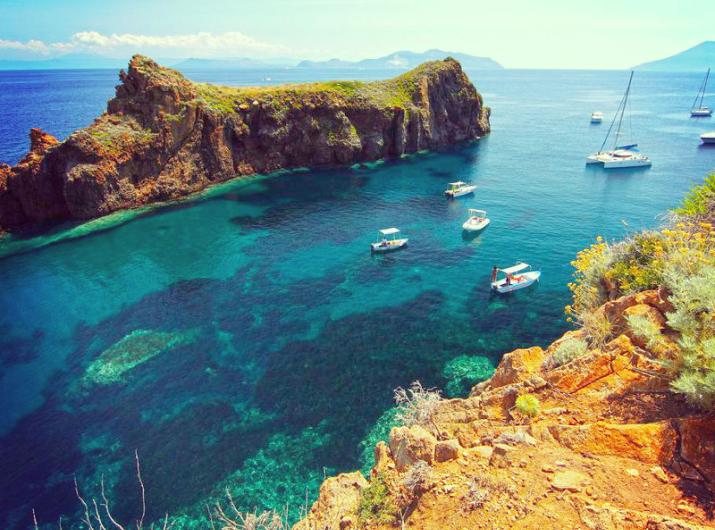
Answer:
[591,111,604,124]
[370,227,408,253]
[586,71,652,169]
[462,209,490,233]
[490,263,541,294]
[444,181,476,198]
[691,69,712,117]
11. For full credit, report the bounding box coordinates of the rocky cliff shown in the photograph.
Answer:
[295,290,715,529]
[0,55,490,232]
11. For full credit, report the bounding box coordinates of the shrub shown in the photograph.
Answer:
[357,473,397,525]
[675,173,715,219]
[393,381,443,435]
[462,475,515,511]
[566,237,613,319]
[402,461,432,496]
[627,313,665,351]
[552,338,589,367]
[582,310,613,349]
[515,394,540,418]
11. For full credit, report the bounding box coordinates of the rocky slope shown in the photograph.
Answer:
[0,55,490,233]
[295,290,715,529]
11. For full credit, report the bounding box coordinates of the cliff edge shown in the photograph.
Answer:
[295,290,714,529]
[0,55,490,232]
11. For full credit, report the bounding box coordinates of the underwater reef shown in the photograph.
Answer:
[0,55,490,232]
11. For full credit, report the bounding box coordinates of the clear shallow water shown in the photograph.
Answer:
[1,67,714,528]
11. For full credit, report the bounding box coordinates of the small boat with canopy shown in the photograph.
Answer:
[691,69,712,117]
[490,262,541,294]
[591,111,604,123]
[444,181,477,198]
[586,71,652,169]
[371,227,408,253]
[462,209,490,233]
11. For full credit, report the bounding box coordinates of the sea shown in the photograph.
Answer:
[0,66,713,528]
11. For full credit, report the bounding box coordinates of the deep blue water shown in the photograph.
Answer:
[0,67,714,528]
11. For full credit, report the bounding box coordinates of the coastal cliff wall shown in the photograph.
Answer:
[0,55,490,232]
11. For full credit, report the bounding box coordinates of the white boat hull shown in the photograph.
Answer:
[586,151,651,169]
[491,271,541,294]
[445,185,476,198]
[701,132,715,144]
[371,238,408,253]
[691,108,712,117]
[462,217,490,232]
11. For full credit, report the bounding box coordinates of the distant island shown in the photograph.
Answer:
[634,41,714,71]
[0,49,503,71]
[297,49,503,70]
[0,56,490,233]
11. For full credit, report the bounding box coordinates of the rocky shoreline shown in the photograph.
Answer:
[0,55,489,233]
[295,289,715,529]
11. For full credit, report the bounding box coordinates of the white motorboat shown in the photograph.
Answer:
[462,209,490,233]
[586,71,651,169]
[701,131,715,144]
[490,263,541,294]
[371,227,408,253]
[444,181,476,198]
[591,111,604,123]
[691,69,712,117]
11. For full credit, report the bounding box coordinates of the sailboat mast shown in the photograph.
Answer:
[612,71,633,151]
[699,68,710,109]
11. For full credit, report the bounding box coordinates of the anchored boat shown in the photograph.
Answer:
[691,69,712,117]
[371,227,408,253]
[462,209,490,233]
[490,263,541,294]
[445,181,476,198]
[701,132,715,144]
[586,71,652,169]
[591,111,604,124]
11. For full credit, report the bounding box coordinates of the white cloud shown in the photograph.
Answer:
[0,31,290,60]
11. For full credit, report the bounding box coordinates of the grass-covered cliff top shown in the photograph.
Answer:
[183,57,471,114]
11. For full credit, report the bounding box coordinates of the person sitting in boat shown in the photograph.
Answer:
[505,273,512,286]
[380,239,389,247]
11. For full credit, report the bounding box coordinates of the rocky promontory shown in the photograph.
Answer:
[0,55,490,232]
[295,291,715,529]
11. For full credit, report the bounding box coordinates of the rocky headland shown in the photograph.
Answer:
[0,55,489,233]
[295,292,715,530]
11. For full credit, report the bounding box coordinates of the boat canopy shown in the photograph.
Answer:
[379,227,400,235]
[500,262,529,275]
[469,209,487,217]
[449,181,466,187]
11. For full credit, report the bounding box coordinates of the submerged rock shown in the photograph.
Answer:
[0,55,490,233]
[84,328,197,385]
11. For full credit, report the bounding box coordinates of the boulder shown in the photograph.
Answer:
[486,346,545,389]
[293,471,368,530]
[434,439,461,462]
[389,425,437,471]
[551,470,591,492]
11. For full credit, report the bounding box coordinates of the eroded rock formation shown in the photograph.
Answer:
[0,55,490,232]
[296,290,715,529]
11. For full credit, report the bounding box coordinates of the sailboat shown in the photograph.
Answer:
[586,71,652,169]
[691,68,712,117]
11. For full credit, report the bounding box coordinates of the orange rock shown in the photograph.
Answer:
[487,346,545,389]
[293,471,367,530]
[549,421,677,464]
[389,426,437,471]
[677,416,715,491]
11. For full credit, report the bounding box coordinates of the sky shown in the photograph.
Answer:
[0,0,713,68]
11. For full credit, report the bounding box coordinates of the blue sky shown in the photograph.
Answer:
[0,0,713,68]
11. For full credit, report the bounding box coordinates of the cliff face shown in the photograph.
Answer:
[296,290,715,529]
[0,55,490,232]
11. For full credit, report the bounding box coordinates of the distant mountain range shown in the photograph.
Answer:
[297,49,503,70]
[0,49,502,71]
[634,41,714,71]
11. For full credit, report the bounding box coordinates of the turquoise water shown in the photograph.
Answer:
[1,68,714,528]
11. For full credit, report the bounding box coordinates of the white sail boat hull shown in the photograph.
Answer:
[701,132,715,144]
[691,108,712,117]
[587,151,651,169]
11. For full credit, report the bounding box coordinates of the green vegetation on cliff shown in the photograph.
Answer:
[567,174,715,409]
